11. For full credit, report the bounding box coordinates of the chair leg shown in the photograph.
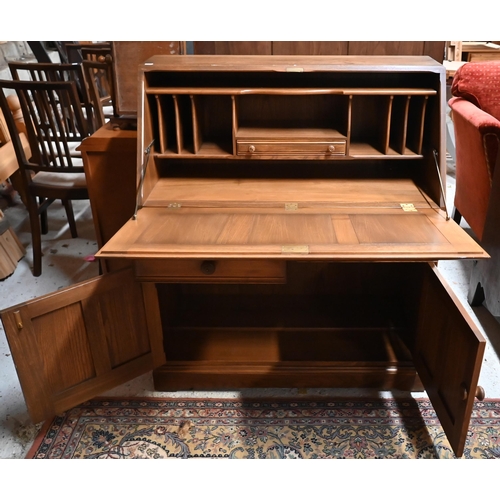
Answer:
[62,199,78,238]
[452,206,462,224]
[39,197,48,234]
[27,196,43,277]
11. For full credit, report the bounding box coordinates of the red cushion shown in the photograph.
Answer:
[451,61,500,120]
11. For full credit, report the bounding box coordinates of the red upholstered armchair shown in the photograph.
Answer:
[449,61,500,241]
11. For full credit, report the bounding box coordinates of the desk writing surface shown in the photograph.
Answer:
[97,178,487,262]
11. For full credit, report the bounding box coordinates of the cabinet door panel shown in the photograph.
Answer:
[0,268,165,423]
[415,264,485,457]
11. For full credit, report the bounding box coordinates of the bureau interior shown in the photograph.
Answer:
[142,66,444,208]
[156,261,423,365]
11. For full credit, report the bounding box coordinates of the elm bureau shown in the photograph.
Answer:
[0,56,489,457]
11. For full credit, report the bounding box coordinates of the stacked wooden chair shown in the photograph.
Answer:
[0,78,91,276]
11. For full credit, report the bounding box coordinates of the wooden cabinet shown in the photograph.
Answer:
[0,55,489,457]
[77,120,137,273]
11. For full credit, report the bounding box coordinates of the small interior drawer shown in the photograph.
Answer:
[236,140,346,157]
[134,258,287,283]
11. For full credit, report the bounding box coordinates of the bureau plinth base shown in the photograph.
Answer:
[152,361,424,392]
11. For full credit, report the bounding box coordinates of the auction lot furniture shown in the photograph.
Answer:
[0,56,489,457]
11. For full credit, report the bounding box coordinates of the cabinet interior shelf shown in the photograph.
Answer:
[147,87,433,158]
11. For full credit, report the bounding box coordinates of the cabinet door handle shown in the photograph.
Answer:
[461,384,485,401]
[200,260,217,275]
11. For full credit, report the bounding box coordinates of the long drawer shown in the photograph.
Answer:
[134,258,287,283]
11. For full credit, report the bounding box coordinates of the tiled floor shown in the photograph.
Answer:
[1,162,499,459]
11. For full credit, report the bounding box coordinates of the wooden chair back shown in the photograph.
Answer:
[0,79,89,175]
[8,61,100,133]
[82,58,117,123]
[64,42,111,64]
[62,42,111,64]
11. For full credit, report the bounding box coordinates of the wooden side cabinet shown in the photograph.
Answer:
[77,119,137,273]
[0,55,489,457]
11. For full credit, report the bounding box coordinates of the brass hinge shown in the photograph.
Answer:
[13,310,23,330]
[400,203,417,212]
[281,245,309,254]
[285,203,298,211]
[168,203,182,210]
[286,67,304,73]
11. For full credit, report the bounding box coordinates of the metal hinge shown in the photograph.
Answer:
[400,203,417,212]
[285,203,298,211]
[281,245,309,254]
[13,310,23,330]
[168,203,182,210]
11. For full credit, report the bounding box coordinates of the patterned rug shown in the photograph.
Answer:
[26,397,500,459]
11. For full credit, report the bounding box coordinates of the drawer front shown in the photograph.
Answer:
[236,140,346,157]
[135,259,286,283]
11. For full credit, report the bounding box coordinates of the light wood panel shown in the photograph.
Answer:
[414,264,486,458]
[0,268,165,423]
[97,206,487,263]
[144,178,437,207]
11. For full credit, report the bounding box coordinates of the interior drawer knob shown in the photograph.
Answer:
[200,260,217,275]
[248,145,256,154]
[328,145,336,153]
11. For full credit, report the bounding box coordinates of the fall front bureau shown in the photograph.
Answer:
[0,55,489,457]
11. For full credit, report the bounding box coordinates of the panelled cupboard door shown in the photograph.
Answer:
[414,264,486,457]
[0,268,165,423]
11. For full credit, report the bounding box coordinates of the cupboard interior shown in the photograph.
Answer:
[156,262,423,374]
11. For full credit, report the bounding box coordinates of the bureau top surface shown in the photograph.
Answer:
[141,55,444,74]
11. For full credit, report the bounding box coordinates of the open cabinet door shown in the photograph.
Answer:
[0,268,165,423]
[414,264,486,457]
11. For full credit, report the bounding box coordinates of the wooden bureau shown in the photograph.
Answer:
[0,56,489,457]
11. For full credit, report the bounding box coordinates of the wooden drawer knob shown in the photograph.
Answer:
[475,385,485,401]
[328,145,336,153]
[200,260,217,275]
[248,145,256,154]
[461,384,485,401]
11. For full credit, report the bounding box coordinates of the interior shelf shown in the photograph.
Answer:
[145,87,435,159]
